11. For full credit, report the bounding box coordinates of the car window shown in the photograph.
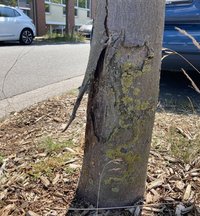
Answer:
[14,10,21,17]
[0,7,17,17]
[166,0,193,5]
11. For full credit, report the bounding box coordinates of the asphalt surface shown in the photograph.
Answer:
[159,71,200,114]
[0,41,199,117]
[0,42,90,100]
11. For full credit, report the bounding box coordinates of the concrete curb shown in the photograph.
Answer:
[0,75,84,119]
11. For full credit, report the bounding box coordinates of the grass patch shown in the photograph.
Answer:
[29,137,78,179]
[68,89,79,96]
[39,137,74,154]
[41,33,85,43]
[168,126,200,163]
[152,112,200,164]
[28,153,75,179]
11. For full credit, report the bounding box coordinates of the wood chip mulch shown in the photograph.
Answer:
[0,92,199,216]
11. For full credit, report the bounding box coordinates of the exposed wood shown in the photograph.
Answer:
[63,0,109,132]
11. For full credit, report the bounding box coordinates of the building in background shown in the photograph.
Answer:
[17,0,31,16]
[45,0,97,34]
[45,0,66,34]
[1,0,97,36]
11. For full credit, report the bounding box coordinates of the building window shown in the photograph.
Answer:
[74,0,91,18]
[45,4,50,13]
[45,0,68,5]
[78,0,86,8]
[74,8,78,16]
[86,0,90,9]
[51,0,62,4]
[74,0,78,7]
[74,0,90,9]
[18,0,31,7]
[63,6,66,15]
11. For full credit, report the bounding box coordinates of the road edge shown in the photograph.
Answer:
[0,75,84,119]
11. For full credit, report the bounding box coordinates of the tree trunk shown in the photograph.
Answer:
[76,0,165,207]
[65,0,69,35]
[65,0,74,35]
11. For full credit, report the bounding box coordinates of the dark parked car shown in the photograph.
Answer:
[88,1,200,73]
[163,0,200,72]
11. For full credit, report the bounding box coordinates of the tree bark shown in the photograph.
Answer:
[76,0,165,207]
[65,0,74,35]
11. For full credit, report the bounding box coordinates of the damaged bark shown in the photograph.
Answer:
[63,1,109,132]
[68,0,165,208]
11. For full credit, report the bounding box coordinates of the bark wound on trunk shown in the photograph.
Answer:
[76,0,165,208]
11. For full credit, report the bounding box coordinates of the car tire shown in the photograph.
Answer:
[20,28,33,45]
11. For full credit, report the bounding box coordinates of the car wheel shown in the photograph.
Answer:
[20,29,33,45]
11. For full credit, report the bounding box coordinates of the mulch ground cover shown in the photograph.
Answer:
[0,91,199,216]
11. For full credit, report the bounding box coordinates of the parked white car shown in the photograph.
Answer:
[78,20,93,38]
[0,5,36,45]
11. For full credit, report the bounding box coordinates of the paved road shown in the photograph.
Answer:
[0,42,90,100]
[0,42,199,118]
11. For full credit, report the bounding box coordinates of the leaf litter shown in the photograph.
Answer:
[0,90,199,215]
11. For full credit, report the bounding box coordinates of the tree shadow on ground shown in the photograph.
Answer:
[66,201,197,215]
[158,71,200,115]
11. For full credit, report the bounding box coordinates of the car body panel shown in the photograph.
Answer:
[162,0,200,72]
[0,16,21,39]
[78,20,93,37]
[0,5,36,42]
[165,0,200,24]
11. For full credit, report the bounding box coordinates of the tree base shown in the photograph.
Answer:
[66,196,143,215]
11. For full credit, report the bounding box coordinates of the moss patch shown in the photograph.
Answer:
[27,153,74,179]
[39,137,73,154]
